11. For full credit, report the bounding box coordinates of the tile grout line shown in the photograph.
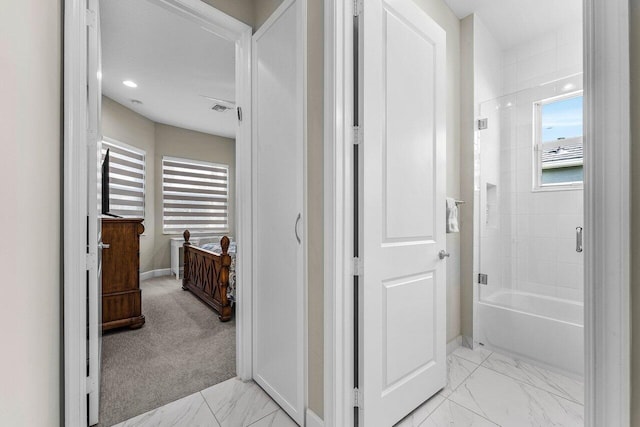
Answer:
[465,364,585,408]
[478,356,585,406]
[441,397,503,427]
[245,407,281,427]
[200,391,223,427]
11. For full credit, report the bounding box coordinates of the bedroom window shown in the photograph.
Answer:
[533,92,584,191]
[162,156,229,234]
[101,138,146,218]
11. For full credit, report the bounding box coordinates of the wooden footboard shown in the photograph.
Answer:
[182,230,233,322]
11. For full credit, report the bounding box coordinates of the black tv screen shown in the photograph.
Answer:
[101,148,110,215]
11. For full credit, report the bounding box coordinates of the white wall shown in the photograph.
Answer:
[102,96,157,273]
[0,1,62,425]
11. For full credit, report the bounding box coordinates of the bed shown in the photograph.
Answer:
[181,230,236,322]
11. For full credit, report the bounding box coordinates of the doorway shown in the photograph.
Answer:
[323,0,631,426]
[64,0,254,425]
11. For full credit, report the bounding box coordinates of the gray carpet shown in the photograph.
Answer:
[99,276,236,427]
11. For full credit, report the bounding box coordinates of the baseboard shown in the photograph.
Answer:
[306,409,324,427]
[140,268,172,281]
[462,335,473,349]
[447,335,462,355]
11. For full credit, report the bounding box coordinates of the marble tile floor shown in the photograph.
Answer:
[395,346,584,427]
[113,346,584,427]
[112,377,296,427]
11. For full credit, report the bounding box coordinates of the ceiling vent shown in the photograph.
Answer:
[201,95,235,113]
[211,104,232,112]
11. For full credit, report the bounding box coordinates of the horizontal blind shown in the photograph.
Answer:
[162,156,229,234]
[102,139,145,218]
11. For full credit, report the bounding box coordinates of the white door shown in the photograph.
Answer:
[87,0,103,424]
[252,0,305,425]
[359,0,447,425]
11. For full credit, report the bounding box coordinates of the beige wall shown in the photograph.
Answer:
[101,98,235,272]
[201,0,255,27]
[459,15,475,342]
[102,96,156,272]
[413,0,462,344]
[254,0,286,30]
[626,0,640,421]
[153,123,236,270]
[0,0,62,426]
[307,0,324,416]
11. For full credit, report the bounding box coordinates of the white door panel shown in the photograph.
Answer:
[252,0,305,424]
[360,0,447,425]
[87,0,102,424]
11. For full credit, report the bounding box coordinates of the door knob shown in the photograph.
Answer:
[98,241,110,250]
[438,250,450,260]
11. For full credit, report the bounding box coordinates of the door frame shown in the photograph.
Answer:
[323,0,631,426]
[63,0,253,424]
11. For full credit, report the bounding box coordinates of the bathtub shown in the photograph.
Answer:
[477,290,584,377]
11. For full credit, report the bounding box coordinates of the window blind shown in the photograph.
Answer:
[102,139,145,218]
[162,156,229,234]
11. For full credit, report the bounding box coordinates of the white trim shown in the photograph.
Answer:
[64,1,89,425]
[306,409,325,427]
[139,268,172,281]
[64,0,254,423]
[584,0,631,425]
[323,0,354,426]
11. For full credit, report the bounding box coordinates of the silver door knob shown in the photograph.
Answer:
[98,242,110,250]
[438,250,450,260]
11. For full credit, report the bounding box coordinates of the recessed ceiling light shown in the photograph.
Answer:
[123,80,138,88]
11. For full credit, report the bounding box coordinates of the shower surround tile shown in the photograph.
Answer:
[448,367,584,427]
[481,352,584,404]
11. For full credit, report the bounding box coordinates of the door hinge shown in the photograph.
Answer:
[353,387,362,408]
[353,126,362,145]
[354,0,363,16]
[86,375,97,394]
[85,253,94,271]
[478,273,488,285]
[237,106,243,122]
[352,257,363,276]
[477,118,488,130]
[85,8,97,28]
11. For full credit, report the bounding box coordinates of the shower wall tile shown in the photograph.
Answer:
[480,21,584,304]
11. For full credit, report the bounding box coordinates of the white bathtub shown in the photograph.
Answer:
[477,290,584,376]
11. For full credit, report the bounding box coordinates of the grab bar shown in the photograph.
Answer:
[576,227,583,253]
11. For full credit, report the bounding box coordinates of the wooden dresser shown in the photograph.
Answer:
[102,218,145,331]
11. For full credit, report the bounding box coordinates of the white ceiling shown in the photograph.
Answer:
[444,0,582,49]
[100,0,236,138]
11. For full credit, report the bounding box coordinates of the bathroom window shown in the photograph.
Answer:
[533,92,584,190]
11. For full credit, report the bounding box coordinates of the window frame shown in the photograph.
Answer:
[161,155,230,235]
[532,90,584,192]
[101,136,147,218]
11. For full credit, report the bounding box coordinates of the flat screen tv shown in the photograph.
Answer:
[101,149,120,217]
[101,148,110,215]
